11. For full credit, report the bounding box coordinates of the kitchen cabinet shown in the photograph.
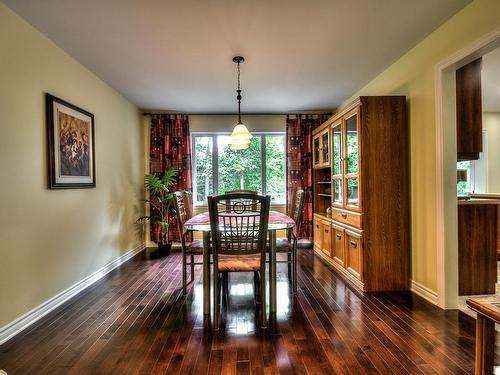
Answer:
[456,58,482,161]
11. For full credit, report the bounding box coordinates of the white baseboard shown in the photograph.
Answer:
[410,280,439,306]
[0,243,145,346]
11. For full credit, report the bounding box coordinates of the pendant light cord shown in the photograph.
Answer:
[236,60,242,123]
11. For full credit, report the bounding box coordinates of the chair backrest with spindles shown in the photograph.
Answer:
[173,191,191,241]
[224,189,258,210]
[290,189,305,240]
[208,193,270,257]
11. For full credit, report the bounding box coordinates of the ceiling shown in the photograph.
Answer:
[3,0,470,113]
[482,47,500,112]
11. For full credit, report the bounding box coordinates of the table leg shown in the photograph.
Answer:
[475,314,495,375]
[270,230,277,315]
[202,231,211,317]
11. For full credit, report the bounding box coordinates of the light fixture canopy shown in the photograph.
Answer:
[230,56,252,150]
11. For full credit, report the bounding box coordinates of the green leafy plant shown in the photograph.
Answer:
[137,167,177,244]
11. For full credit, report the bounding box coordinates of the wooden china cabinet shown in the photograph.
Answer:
[312,96,409,292]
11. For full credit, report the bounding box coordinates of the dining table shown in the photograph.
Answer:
[184,210,295,324]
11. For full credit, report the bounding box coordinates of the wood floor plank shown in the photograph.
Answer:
[0,248,482,375]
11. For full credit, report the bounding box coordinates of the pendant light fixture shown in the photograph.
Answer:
[230,56,252,150]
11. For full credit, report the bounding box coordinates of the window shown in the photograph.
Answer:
[193,133,286,205]
[456,130,488,196]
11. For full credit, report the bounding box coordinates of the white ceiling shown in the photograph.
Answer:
[3,0,470,113]
[482,47,500,112]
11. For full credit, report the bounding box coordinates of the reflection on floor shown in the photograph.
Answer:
[0,248,481,374]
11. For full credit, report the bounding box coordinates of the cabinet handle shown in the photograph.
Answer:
[341,213,348,219]
[316,224,320,229]
[336,234,342,240]
[324,228,329,233]
[350,240,357,248]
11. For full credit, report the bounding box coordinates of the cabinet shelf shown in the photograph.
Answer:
[317,193,332,197]
[317,181,332,184]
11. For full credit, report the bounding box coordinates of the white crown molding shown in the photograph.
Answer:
[0,244,145,346]
[410,280,438,306]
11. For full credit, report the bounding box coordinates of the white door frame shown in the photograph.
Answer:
[434,28,500,309]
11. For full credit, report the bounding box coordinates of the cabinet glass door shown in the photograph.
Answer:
[321,130,329,165]
[345,114,359,174]
[332,123,343,206]
[313,136,320,166]
[332,124,342,176]
[346,178,359,207]
[345,112,360,208]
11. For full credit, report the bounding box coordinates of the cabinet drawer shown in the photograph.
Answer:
[345,229,363,281]
[332,208,362,228]
[332,224,345,266]
[313,219,323,251]
[322,223,332,257]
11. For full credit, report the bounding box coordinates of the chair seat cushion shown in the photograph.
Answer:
[218,255,261,272]
[266,238,292,252]
[186,239,204,254]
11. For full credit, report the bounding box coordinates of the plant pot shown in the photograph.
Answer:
[157,242,172,256]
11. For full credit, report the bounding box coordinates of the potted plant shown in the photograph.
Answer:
[137,167,177,255]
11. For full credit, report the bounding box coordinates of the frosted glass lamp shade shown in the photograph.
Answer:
[231,123,252,141]
[230,122,252,150]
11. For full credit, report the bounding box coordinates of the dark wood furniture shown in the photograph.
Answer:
[467,296,500,375]
[208,193,271,330]
[458,202,498,295]
[184,210,295,325]
[173,191,205,296]
[456,58,483,161]
[312,96,409,292]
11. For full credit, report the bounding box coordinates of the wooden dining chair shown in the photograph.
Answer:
[267,189,305,294]
[173,191,206,296]
[208,193,271,331]
[225,189,257,210]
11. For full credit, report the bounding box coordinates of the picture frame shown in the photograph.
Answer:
[46,93,96,189]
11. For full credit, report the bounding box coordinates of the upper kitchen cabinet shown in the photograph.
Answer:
[456,57,482,161]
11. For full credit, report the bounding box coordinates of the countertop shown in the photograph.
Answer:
[458,198,500,205]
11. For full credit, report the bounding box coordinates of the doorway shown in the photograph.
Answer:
[435,29,500,309]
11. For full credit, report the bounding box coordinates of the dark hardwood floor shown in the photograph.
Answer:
[0,248,491,374]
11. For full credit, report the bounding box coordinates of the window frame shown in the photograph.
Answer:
[456,129,488,195]
[192,131,286,206]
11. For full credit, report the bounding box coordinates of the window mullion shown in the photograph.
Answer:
[261,136,266,196]
[213,135,219,196]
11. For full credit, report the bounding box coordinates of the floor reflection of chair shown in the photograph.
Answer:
[208,193,271,331]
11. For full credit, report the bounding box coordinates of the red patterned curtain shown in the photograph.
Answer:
[286,114,330,240]
[150,114,192,243]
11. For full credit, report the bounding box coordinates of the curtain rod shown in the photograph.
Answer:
[143,112,331,116]
[143,112,186,116]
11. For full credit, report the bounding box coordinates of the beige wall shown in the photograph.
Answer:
[348,0,500,294]
[0,4,144,328]
[483,112,500,192]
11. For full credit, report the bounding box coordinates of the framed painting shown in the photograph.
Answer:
[46,94,96,189]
